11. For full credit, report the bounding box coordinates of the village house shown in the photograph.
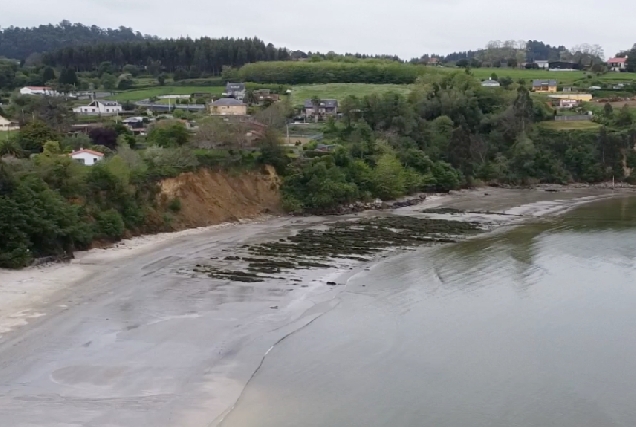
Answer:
[19,86,59,96]
[253,89,280,104]
[607,57,627,72]
[224,83,246,101]
[548,93,593,102]
[209,98,248,116]
[0,116,19,132]
[534,60,550,69]
[304,99,339,121]
[532,79,558,93]
[549,61,579,71]
[70,149,104,166]
[550,97,580,109]
[481,78,501,87]
[73,100,123,116]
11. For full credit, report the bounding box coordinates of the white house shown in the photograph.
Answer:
[481,78,501,87]
[73,100,122,116]
[0,116,19,131]
[19,86,59,96]
[70,149,104,166]
[607,57,627,72]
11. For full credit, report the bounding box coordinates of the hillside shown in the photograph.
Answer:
[0,21,156,60]
[160,166,281,228]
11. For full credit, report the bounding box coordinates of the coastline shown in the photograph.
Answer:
[0,185,628,342]
[0,187,632,426]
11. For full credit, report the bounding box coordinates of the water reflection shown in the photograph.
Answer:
[221,196,636,427]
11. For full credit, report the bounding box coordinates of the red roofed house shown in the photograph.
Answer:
[70,149,104,166]
[19,86,60,96]
[608,57,627,72]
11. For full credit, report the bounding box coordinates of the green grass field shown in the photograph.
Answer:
[107,86,225,102]
[0,130,17,140]
[538,120,602,131]
[289,83,413,105]
[439,67,636,87]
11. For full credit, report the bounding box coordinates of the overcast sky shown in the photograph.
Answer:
[1,0,632,59]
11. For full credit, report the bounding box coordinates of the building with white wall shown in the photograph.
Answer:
[19,86,59,96]
[73,101,122,116]
[70,149,104,166]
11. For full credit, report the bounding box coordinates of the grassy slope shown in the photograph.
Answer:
[439,67,636,86]
[538,121,602,131]
[289,83,413,106]
[102,68,636,109]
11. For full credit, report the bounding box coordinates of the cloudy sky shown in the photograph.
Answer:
[1,0,633,59]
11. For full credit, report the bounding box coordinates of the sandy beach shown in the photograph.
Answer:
[0,187,630,426]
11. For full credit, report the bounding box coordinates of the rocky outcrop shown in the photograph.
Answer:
[297,194,429,216]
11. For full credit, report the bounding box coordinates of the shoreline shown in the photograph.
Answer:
[0,187,632,426]
[0,186,628,337]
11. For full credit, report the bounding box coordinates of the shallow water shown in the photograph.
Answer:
[221,196,636,427]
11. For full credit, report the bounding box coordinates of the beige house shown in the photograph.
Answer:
[0,116,19,132]
[532,80,558,93]
[548,93,593,102]
[209,98,248,116]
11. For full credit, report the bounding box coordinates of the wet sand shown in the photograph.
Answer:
[0,187,629,426]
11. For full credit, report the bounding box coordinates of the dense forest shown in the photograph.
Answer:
[2,71,635,268]
[0,21,155,60]
[42,38,290,74]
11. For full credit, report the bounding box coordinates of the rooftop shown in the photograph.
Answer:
[304,99,339,108]
[70,149,105,157]
[533,79,558,86]
[212,98,246,106]
[608,57,627,63]
[226,83,246,91]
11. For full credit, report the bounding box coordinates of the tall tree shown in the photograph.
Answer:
[42,67,56,82]
[58,68,78,86]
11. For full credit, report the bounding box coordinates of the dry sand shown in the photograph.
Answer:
[0,187,630,427]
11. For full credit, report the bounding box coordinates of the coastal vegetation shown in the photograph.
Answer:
[2,23,636,269]
[279,72,636,212]
[2,69,636,268]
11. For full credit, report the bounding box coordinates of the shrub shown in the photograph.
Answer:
[94,209,125,240]
[168,197,182,212]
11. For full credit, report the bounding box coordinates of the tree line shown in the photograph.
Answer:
[234,60,426,85]
[42,37,290,75]
[0,21,155,61]
[426,40,600,67]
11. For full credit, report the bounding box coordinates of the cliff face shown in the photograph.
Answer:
[159,166,281,228]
